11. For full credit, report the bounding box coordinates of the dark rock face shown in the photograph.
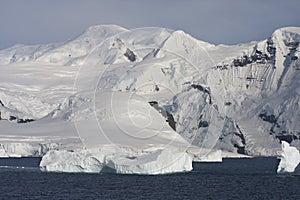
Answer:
[191,84,210,94]
[0,100,35,123]
[9,116,17,121]
[7,115,35,123]
[276,135,297,143]
[124,48,136,62]
[234,125,246,154]
[149,101,176,131]
[17,119,35,123]
[230,39,276,68]
[0,100,4,107]
[259,109,299,144]
[198,120,209,128]
[234,144,246,154]
[191,84,212,104]
[259,112,277,124]
[224,102,232,106]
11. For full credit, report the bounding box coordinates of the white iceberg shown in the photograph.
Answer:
[40,150,103,173]
[39,147,193,175]
[105,148,193,175]
[277,141,300,173]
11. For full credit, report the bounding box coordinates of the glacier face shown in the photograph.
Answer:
[0,25,300,174]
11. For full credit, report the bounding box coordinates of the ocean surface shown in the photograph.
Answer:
[0,157,299,200]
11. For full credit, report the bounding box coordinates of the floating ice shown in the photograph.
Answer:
[277,141,300,173]
[40,150,103,173]
[39,147,193,175]
[105,148,193,175]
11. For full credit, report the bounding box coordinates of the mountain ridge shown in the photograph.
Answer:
[0,25,299,157]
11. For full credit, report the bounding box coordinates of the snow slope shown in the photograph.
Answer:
[0,25,299,173]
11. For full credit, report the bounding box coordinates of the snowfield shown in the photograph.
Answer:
[0,25,299,174]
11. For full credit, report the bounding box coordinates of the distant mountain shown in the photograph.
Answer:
[0,25,299,157]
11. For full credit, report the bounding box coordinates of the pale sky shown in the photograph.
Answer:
[0,0,300,50]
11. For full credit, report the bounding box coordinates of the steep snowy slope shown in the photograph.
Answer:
[0,25,299,168]
[210,27,300,155]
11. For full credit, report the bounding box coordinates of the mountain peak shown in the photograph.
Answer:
[83,24,128,35]
[276,26,300,35]
[272,27,300,43]
[169,30,215,48]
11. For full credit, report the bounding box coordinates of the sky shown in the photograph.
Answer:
[0,0,300,50]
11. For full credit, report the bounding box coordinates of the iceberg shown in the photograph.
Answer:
[277,141,300,173]
[39,147,193,175]
[105,148,193,175]
[40,150,103,173]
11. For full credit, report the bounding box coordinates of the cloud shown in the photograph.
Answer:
[0,0,300,49]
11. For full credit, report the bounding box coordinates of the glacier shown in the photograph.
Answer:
[0,25,300,174]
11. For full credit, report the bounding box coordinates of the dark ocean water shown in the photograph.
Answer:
[0,157,299,200]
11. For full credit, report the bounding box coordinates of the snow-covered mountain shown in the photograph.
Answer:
[0,25,299,173]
